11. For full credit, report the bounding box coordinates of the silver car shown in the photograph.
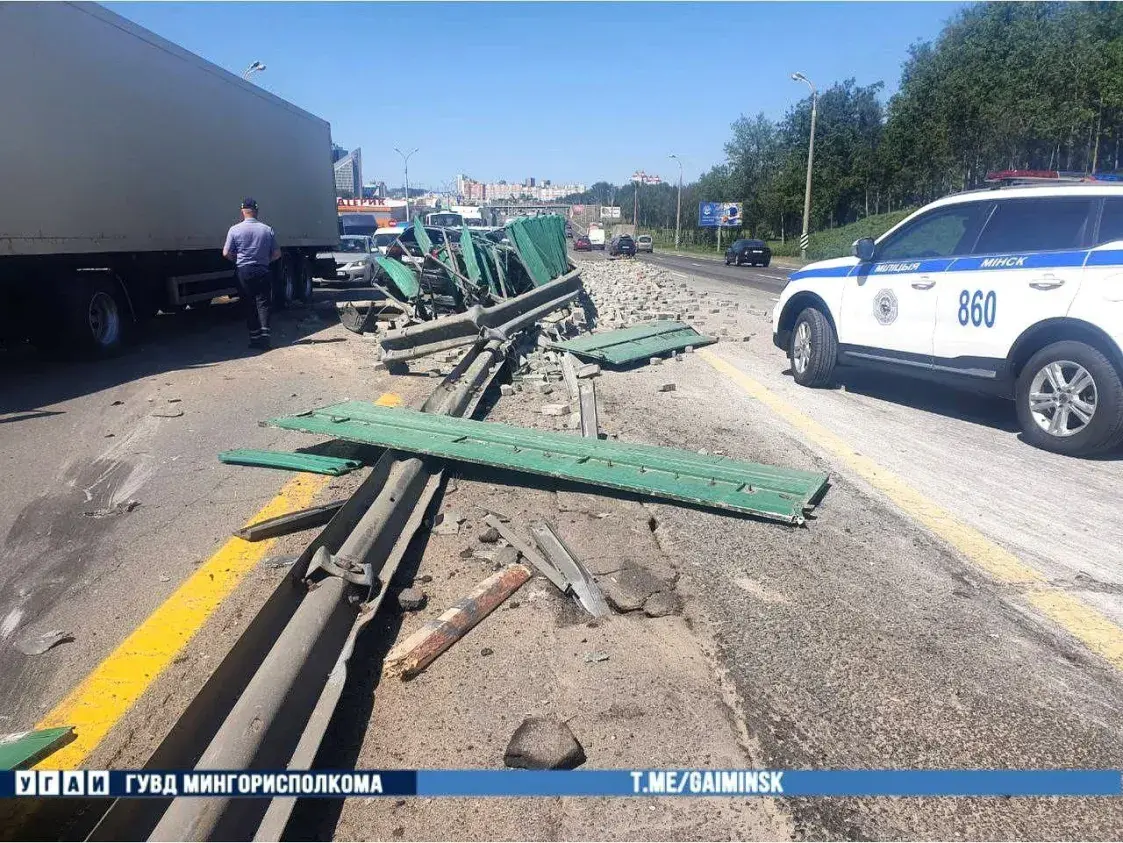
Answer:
[318,235,378,284]
[635,234,654,253]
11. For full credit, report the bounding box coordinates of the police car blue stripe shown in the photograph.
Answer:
[948,250,1088,271]
[1085,249,1123,267]
[790,248,1123,283]
[788,265,853,281]
[860,258,955,276]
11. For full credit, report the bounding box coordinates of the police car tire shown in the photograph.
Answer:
[1016,341,1123,457]
[790,307,837,388]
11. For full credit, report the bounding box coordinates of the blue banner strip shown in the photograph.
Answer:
[2,769,1120,799]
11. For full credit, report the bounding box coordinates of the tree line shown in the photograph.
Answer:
[561,2,1123,242]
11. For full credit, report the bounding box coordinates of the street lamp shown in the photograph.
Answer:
[791,72,817,260]
[669,154,683,249]
[394,147,419,220]
[241,61,266,81]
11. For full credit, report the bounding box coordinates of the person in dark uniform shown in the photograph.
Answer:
[223,198,281,350]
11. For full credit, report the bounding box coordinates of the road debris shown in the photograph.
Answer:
[483,515,567,592]
[269,402,829,523]
[151,409,184,418]
[382,563,532,679]
[234,500,346,541]
[578,380,600,439]
[503,717,586,770]
[528,520,610,617]
[0,726,76,770]
[547,320,716,366]
[218,449,363,476]
[397,588,428,612]
[15,629,73,656]
[478,525,501,543]
[658,383,677,392]
[583,651,610,663]
[82,499,139,518]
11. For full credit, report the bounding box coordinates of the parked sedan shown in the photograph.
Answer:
[724,238,771,267]
[574,235,592,251]
[635,234,654,253]
[318,235,378,284]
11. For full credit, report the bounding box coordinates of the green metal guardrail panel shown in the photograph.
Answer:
[219,449,363,476]
[375,256,421,299]
[267,402,828,524]
[0,727,75,770]
[547,321,717,365]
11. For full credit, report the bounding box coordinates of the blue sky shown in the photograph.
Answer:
[108,2,964,190]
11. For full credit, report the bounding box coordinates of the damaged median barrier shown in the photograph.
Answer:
[348,214,594,363]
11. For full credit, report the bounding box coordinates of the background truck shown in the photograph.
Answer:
[0,2,339,355]
[587,225,607,250]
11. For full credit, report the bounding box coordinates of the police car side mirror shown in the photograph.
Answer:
[853,238,875,262]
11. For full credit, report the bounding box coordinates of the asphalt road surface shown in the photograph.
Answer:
[4,258,1123,841]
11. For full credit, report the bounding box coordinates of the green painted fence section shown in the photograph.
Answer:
[375,255,421,299]
[504,215,569,286]
[548,321,717,365]
[219,449,363,476]
[268,402,829,524]
[0,727,75,770]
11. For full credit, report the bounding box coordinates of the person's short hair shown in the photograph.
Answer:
[241,197,258,211]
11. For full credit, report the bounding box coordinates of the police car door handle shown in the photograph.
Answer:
[910,277,936,290]
[1029,274,1065,290]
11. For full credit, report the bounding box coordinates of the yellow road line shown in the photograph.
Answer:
[698,349,1123,671]
[35,391,402,768]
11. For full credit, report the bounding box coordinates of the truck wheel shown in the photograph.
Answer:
[273,256,295,310]
[294,256,314,303]
[1015,341,1123,456]
[55,274,129,356]
[789,307,837,388]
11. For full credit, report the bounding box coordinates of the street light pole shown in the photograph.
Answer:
[791,72,817,261]
[670,154,683,249]
[394,147,419,220]
[241,61,266,81]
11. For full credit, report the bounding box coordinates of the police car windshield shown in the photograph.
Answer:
[373,233,399,247]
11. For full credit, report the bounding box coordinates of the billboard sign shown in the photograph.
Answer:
[600,206,622,220]
[698,202,742,228]
[571,205,585,218]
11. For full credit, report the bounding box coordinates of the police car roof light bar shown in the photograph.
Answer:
[985,169,1123,185]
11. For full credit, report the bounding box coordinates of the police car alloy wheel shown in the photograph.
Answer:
[1015,341,1123,456]
[789,307,837,388]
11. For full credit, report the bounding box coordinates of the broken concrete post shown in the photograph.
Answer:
[383,564,532,679]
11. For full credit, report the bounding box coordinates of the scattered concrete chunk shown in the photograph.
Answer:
[541,403,569,416]
[397,588,427,612]
[643,591,680,618]
[602,567,661,613]
[648,356,663,366]
[504,717,586,770]
[576,363,601,378]
[657,383,676,392]
[500,384,515,397]
[478,526,501,543]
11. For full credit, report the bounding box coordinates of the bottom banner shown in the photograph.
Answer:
[4,769,1121,799]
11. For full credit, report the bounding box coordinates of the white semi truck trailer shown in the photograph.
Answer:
[0,2,339,354]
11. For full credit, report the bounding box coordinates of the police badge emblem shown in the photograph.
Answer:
[873,289,898,325]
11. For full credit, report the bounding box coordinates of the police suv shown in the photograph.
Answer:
[772,172,1123,456]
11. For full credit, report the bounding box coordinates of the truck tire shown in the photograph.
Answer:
[55,273,129,356]
[1015,340,1123,456]
[294,255,314,303]
[272,255,295,310]
[789,307,837,388]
